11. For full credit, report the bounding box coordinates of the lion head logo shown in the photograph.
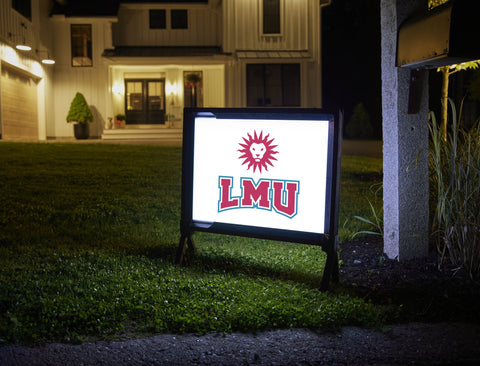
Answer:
[238,130,278,173]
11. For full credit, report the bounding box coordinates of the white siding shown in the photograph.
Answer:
[113,6,220,46]
[0,0,54,59]
[222,0,323,108]
[0,0,36,52]
[223,0,312,52]
[203,67,225,107]
[51,19,111,137]
[0,0,55,140]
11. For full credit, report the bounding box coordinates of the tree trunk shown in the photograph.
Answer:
[440,68,449,141]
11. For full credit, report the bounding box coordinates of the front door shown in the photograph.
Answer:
[125,79,165,124]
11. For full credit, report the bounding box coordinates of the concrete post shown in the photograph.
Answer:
[381,0,429,260]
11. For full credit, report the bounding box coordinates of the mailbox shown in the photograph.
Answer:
[397,0,480,69]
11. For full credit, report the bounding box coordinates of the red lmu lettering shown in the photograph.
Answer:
[218,177,299,218]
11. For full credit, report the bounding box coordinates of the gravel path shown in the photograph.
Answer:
[2,322,480,365]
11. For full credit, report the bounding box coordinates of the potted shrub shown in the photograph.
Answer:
[66,92,93,139]
[115,114,126,128]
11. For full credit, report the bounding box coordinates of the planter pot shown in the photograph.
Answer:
[74,123,89,139]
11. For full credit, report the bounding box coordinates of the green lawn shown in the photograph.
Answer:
[0,142,383,344]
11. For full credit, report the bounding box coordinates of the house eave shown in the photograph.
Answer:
[102,46,232,64]
[102,55,231,66]
[235,50,313,61]
[50,15,119,23]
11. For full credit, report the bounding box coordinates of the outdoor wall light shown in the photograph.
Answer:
[8,33,31,51]
[37,50,55,65]
[41,56,55,65]
[9,23,31,51]
[16,42,31,51]
[167,83,178,106]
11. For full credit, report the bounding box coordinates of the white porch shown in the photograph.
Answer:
[102,124,182,144]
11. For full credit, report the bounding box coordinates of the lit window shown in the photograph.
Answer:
[71,24,92,67]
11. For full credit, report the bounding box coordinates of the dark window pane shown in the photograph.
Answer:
[12,0,31,20]
[282,64,300,106]
[71,24,92,67]
[263,0,280,34]
[149,9,166,29]
[171,9,188,29]
[247,64,265,106]
[264,64,282,106]
[247,63,300,107]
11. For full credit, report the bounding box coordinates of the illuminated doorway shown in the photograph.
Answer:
[125,79,166,124]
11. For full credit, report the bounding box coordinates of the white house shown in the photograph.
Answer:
[0,0,330,141]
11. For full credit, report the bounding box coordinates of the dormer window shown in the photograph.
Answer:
[149,9,188,30]
[171,10,188,29]
[149,9,166,29]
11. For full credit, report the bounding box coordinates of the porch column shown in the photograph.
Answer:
[381,0,429,260]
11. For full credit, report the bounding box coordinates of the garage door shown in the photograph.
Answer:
[1,65,38,140]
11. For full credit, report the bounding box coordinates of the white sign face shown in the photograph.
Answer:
[192,117,330,234]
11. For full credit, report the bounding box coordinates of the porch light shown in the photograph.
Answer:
[112,83,124,95]
[166,82,178,95]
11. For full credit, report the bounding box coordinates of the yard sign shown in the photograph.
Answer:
[177,108,342,289]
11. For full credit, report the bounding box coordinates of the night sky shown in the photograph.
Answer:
[322,0,382,139]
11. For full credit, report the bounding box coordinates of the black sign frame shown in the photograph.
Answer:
[176,108,342,289]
